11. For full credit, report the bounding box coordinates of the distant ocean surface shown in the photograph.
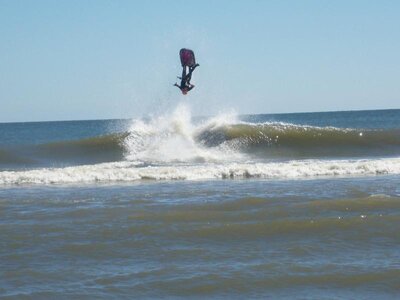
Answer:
[1,106,400,299]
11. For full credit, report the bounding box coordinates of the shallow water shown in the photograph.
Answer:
[1,176,400,299]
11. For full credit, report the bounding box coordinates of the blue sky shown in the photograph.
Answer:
[1,0,399,122]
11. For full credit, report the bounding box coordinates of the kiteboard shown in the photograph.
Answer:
[180,48,196,67]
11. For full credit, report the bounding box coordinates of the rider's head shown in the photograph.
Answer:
[181,88,188,95]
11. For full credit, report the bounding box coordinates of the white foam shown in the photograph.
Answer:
[1,158,400,185]
[3,105,399,185]
[123,103,243,164]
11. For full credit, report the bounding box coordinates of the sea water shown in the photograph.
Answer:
[1,105,400,299]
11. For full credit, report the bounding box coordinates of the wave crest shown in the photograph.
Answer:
[1,158,400,185]
[1,105,400,169]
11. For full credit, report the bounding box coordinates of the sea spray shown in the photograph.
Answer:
[1,109,400,184]
[123,103,244,164]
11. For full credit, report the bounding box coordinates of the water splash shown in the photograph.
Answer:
[123,103,244,164]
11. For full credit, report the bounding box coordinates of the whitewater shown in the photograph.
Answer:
[1,104,400,185]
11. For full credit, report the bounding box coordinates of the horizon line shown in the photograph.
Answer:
[1,107,399,125]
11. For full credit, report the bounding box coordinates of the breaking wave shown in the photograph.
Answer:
[2,104,400,168]
[1,158,400,185]
[1,103,400,184]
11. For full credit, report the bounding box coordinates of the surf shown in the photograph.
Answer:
[1,106,400,184]
[2,157,400,185]
[123,103,243,164]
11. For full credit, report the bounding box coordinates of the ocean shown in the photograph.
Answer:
[1,105,400,299]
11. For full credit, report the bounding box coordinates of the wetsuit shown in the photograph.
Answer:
[174,64,199,92]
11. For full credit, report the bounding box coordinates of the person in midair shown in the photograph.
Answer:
[174,63,199,95]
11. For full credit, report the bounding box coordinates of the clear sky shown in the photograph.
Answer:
[1,0,399,122]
